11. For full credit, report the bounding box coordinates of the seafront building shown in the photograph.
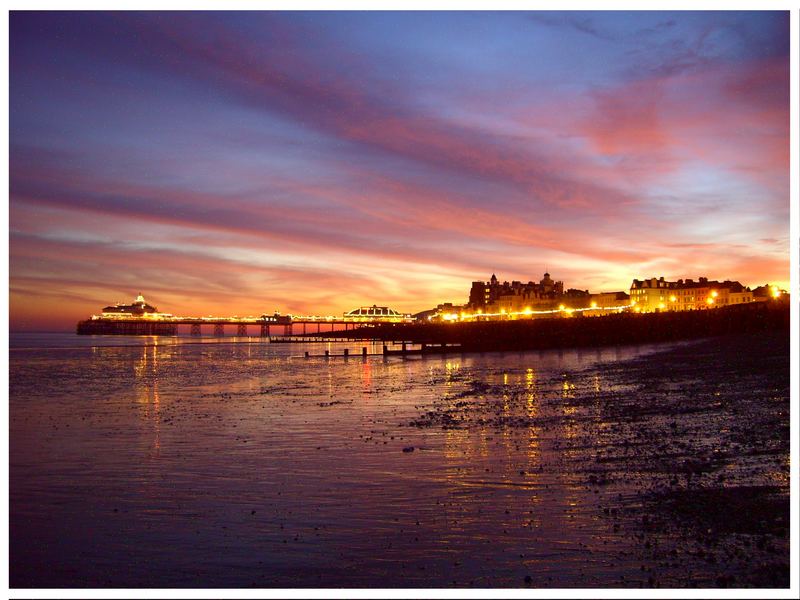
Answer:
[468,272,597,315]
[433,272,630,321]
[431,272,769,321]
[630,277,755,313]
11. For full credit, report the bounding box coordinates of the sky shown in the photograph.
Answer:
[9,11,790,330]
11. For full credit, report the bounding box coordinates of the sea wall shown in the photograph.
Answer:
[328,301,789,352]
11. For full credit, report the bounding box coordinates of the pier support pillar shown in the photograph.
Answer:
[190,323,201,336]
[237,324,247,337]
[260,324,270,337]
[302,323,306,334]
[362,347,367,358]
[317,323,321,333]
[213,324,224,337]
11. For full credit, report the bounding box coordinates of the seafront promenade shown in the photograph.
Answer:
[314,301,789,353]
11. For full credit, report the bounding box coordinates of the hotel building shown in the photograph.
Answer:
[630,277,754,312]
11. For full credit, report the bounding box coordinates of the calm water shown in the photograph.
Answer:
[9,332,789,588]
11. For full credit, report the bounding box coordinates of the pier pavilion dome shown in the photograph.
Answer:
[344,305,405,320]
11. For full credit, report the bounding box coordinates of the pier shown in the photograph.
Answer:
[76,314,408,336]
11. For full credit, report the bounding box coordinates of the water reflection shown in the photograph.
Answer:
[134,342,161,458]
[525,368,540,464]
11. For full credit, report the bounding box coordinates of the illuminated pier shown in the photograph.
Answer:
[76,295,414,336]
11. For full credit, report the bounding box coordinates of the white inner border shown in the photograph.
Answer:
[2,2,798,599]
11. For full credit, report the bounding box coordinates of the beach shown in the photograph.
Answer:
[9,330,789,588]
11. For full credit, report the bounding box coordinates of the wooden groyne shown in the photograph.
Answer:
[270,336,381,343]
[312,301,789,353]
[300,342,463,359]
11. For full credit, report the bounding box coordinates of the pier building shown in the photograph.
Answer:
[101,293,172,318]
[343,305,408,322]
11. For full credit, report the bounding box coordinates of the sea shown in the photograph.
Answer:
[8,331,790,588]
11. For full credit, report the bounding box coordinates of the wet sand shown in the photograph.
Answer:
[9,330,788,588]
[408,331,789,587]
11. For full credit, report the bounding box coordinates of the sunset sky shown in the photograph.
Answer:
[9,11,790,330]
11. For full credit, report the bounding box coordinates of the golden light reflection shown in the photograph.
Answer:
[135,344,161,457]
[560,377,578,440]
[443,427,471,460]
[525,368,540,464]
[445,361,460,392]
